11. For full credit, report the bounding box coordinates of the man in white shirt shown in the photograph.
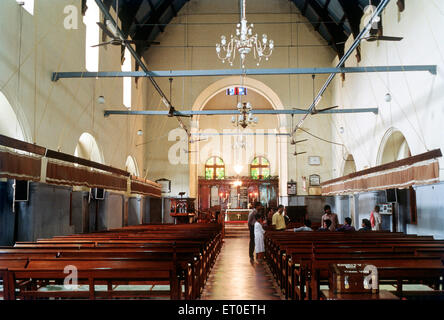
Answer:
[292,219,313,232]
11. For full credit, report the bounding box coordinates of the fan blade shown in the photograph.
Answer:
[315,106,340,114]
[96,22,116,39]
[168,107,192,118]
[176,114,192,118]
[124,40,160,45]
[376,36,403,41]
[91,41,114,48]
[364,35,403,42]
[189,139,208,144]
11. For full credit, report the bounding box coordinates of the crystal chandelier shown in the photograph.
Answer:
[216,0,274,68]
[233,135,247,149]
[231,102,258,129]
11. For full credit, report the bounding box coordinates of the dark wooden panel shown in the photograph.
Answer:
[322,149,442,186]
[0,134,46,155]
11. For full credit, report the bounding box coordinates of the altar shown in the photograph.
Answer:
[198,177,279,212]
[225,209,250,222]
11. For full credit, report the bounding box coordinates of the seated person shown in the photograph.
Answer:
[358,218,372,232]
[292,219,313,232]
[336,217,355,232]
[317,219,331,231]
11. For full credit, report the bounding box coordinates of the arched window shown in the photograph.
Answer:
[17,0,34,15]
[0,91,26,141]
[343,154,357,176]
[205,157,225,180]
[122,48,132,108]
[379,129,411,165]
[125,156,139,176]
[74,132,103,164]
[250,156,270,179]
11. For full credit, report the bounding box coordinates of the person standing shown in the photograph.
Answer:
[321,205,339,231]
[370,205,382,231]
[254,212,266,263]
[272,205,287,231]
[248,202,261,262]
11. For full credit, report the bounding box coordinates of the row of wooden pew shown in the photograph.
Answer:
[0,223,222,300]
[265,230,444,300]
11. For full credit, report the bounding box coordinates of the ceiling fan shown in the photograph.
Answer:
[189,138,208,144]
[93,21,160,48]
[166,78,192,119]
[91,0,160,48]
[361,1,403,42]
[183,148,198,154]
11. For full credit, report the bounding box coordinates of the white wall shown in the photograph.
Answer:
[142,0,336,197]
[0,0,148,176]
[330,0,444,181]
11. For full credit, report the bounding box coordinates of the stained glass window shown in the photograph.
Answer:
[205,157,225,179]
[250,156,270,179]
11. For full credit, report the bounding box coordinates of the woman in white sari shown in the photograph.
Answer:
[254,212,266,262]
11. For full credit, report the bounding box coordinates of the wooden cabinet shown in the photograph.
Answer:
[198,177,278,212]
[170,197,195,224]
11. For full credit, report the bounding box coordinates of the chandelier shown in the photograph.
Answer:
[231,102,258,129]
[216,0,274,68]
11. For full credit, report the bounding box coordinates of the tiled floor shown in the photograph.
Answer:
[200,237,284,300]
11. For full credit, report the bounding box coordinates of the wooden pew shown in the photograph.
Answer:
[264,231,444,300]
[1,223,222,300]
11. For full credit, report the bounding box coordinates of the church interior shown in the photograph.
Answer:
[0,0,444,302]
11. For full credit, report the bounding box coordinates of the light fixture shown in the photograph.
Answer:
[233,180,242,187]
[137,130,143,136]
[234,164,243,175]
[231,102,258,129]
[339,127,344,134]
[216,0,274,68]
[384,93,392,102]
[232,135,247,149]
[97,96,105,104]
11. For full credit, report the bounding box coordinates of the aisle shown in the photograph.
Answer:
[200,237,284,300]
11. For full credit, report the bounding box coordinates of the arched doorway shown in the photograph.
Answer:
[189,77,288,204]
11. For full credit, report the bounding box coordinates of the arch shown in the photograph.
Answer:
[342,154,357,176]
[125,155,139,176]
[377,128,412,165]
[205,156,225,180]
[0,91,28,142]
[74,132,104,164]
[190,77,288,201]
[191,76,287,129]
